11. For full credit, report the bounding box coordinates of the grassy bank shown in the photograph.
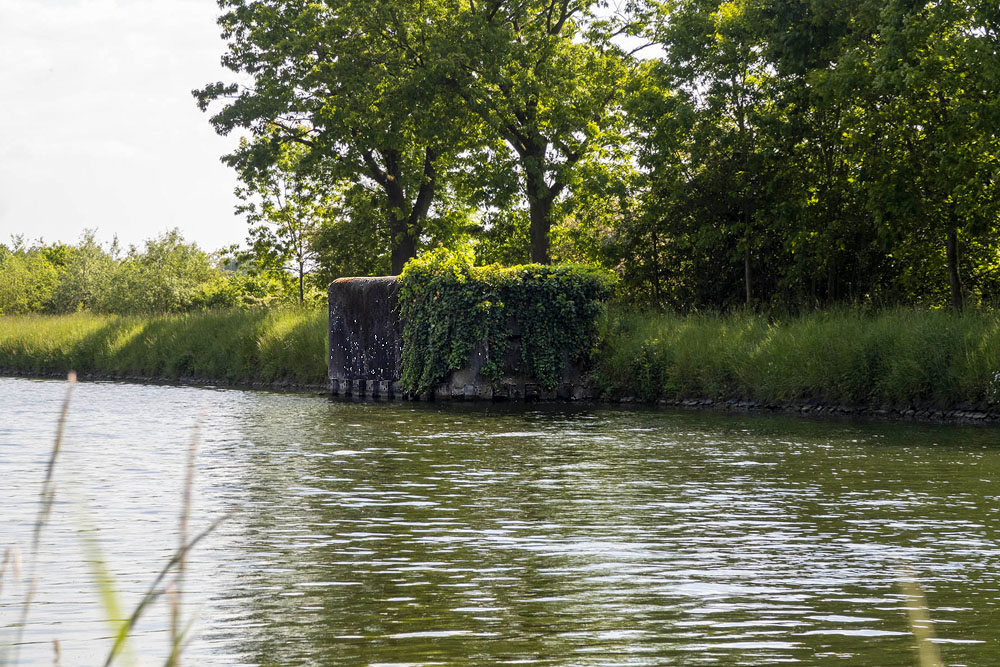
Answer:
[5,307,1000,414]
[596,308,1000,411]
[0,309,328,388]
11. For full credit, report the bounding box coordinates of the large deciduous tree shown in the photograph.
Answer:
[423,0,638,263]
[195,0,473,274]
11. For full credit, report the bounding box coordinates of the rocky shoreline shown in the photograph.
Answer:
[0,368,329,394]
[5,368,999,425]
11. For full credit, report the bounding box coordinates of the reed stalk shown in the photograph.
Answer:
[899,571,945,667]
[0,372,231,666]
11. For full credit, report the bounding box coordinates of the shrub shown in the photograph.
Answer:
[398,249,616,395]
[105,231,219,313]
[0,249,60,314]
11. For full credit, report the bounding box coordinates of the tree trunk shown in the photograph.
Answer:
[390,227,417,275]
[525,163,553,264]
[946,226,963,311]
[298,263,304,305]
[528,196,552,264]
[744,249,752,307]
[651,230,662,304]
[363,147,434,276]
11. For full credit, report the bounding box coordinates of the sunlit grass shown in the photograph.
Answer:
[0,309,329,387]
[596,307,1000,410]
[6,306,1000,412]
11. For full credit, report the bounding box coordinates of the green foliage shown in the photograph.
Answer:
[0,245,60,315]
[309,184,392,284]
[424,0,638,263]
[105,231,219,313]
[0,231,305,315]
[597,307,1000,410]
[472,210,532,267]
[196,0,483,273]
[398,249,616,395]
[195,0,998,303]
[51,231,118,313]
[197,0,642,270]
[0,309,328,386]
[235,141,341,302]
[10,0,998,316]
[620,0,1000,311]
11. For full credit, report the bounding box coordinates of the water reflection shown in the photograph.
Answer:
[2,378,999,665]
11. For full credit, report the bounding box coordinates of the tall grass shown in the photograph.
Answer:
[0,309,328,387]
[596,307,1000,410]
[1,374,230,666]
[7,306,1000,412]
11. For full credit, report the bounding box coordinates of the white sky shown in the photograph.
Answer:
[0,0,244,252]
[0,1,655,253]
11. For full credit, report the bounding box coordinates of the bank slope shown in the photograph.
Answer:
[0,310,328,389]
[596,308,1000,416]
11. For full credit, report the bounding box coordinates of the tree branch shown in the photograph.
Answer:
[361,149,388,188]
[407,148,438,229]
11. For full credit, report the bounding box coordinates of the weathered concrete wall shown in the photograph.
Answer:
[431,336,591,401]
[328,277,402,398]
[328,276,593,401]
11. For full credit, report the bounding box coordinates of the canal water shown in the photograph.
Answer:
[1,376,999,665]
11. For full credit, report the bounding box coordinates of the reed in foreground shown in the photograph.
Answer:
[0,373,230,666]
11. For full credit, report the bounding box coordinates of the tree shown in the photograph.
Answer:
[426,0,638,263]
[623,0,1000,310]
[235,142,329,304]
[309,183,393,284]
[51,231,117,313]
[855,0,1000,310]
[195,0,476,274]
[628,0,782,307]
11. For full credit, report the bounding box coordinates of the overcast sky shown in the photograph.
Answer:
[0,0,245,251]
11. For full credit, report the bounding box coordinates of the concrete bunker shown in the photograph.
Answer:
[327,276,593,401]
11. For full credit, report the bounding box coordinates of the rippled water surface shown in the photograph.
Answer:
[2,376,1000,665]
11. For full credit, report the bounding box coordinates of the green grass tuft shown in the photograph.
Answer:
[0,309,329,387]
[595,307,1000,410]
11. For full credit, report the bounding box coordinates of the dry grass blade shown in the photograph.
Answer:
[102,511,234,667]
[4,372,76,665]
[899,571,945,667]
